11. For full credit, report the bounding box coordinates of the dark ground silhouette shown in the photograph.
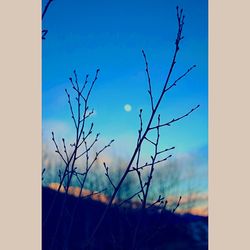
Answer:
[42,187,208,250]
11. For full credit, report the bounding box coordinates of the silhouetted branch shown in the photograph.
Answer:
[103,162,116,190]
[134,109,146,200]
[144,136,156,145]
[165,65,196,93]
[42,0,54,20]
[75,133,100,160]
[46,70,114,250]
[142,114,161,209]
[51,132,67,165]
[42,0,54,39]
[62,138,69,163]
[148,195,165,209]
[86,69,100,101]
[172,196,182,213]
[82,188,107,200]
[77,123,94,149]
[142,50,154,111]
[118,185,145,207]
[42,168,46,181]
[88,7,200,245]
[84,109,95,119]
[42,30,48,40]
[149,105,200,130]
[130,155,172,172]
[80,74,89,94]
[87,140,114,171]
[65,89,77,129]
[157,146,175,155]
[160,199,168,214]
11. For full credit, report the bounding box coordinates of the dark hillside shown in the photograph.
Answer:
[42,187,208,250]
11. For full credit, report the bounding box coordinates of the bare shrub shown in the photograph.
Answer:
[43,5,202,250]
[88,6,200,248]
[43,70,114,250]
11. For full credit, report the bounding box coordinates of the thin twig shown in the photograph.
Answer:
[42,168,46,181]
[118,186,145,207]
[87,7,193,243]
[129,155,172,172]
[149,105,200,130]
[83,188,107,200]
[172,196,182,213]
[51,132,67,165]
[42,30,48,39]
[42,0,54,20]
[65,89,77,129]
[142,50,154,111]
[103,162,116,190]
[62,138,69,163]
[147,195,165,209]
[165,65,196,93]
[75,133,100,160]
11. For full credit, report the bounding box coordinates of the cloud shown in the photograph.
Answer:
[164,192,208,216]
[42,132,208,216]
[43,119,75,143]
[179,206,208,216]
[48,183,110,203]
[166,193,208,204]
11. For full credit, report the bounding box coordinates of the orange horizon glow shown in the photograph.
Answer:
[47,183,208,217]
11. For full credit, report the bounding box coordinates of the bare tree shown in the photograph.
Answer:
[42,70,114,250]
[87,6,200,248]
[43,5,203,250]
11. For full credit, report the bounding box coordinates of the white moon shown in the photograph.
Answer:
[124,104,132,112]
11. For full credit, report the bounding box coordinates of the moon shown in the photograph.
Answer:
[124,104,132,112]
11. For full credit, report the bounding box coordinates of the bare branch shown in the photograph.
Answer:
[42,30,48,40]
[135,109,143,169]
[62,138,69,163]
[74,172,84,187]
[142,50,154,111]
[157,146,175,155]
[42,0,54,20]
[118,186,145,207]
[69,77,77,91]
[149,105,200,130]
[148,195,165,209]
[142,114,161,209]
[160,199,168,214]
[82,188,107,200]
[65,89,77,129]
[165,65,196,93]
[84,140,90,172]
[86,69,100,101]
[42,0,54,39]
[73,70,79,90]
[138,194,143,203]
[103,162,116,190]
[87,139,115,170]
[88,7,187,241]
[75,133,100,160]
[145,136,156,146]
[83,108,95,120]
[130,155,172,172]
[172,196,182,213]
[51,131,67,165]
[80,74,89,94]
[42,168,46,181]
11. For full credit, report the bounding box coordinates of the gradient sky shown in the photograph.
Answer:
[42,0,208,202]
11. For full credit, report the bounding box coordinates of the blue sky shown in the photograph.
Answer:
[42,0,208,197]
